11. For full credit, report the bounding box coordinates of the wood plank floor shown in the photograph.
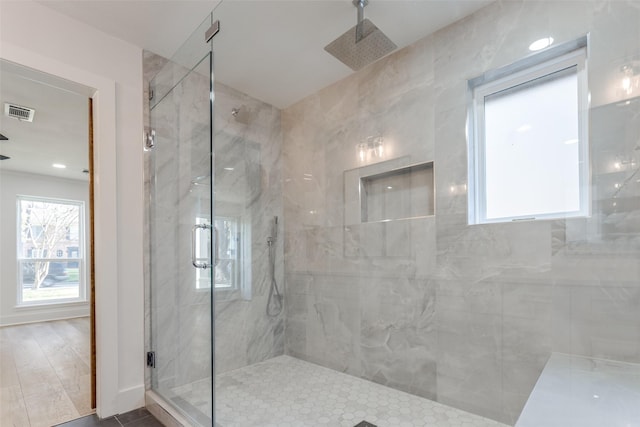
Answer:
[1,317,92,427]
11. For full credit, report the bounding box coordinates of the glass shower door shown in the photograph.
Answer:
[148,13,215,426]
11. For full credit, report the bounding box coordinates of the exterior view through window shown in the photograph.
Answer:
[17,196,85,304]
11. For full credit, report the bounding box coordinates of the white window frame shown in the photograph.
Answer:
[468,37,590,224]
[16,195,87,306]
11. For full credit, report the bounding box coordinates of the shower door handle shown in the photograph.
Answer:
[191,223,212,269]
[213,227,220,267]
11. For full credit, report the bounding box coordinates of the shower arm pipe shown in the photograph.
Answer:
[354,0,368,43]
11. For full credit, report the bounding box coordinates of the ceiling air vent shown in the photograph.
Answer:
[4,103,35,122]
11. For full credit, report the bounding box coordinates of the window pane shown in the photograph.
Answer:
[17,198,83,304]
[19,199,81,258]
[214,217,238,290]
[20,260,80,302]
[215,218,238,260]
[483,70,580,219]
[214,259,235,289]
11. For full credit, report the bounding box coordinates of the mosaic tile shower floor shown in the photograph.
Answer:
[172,355,509,427]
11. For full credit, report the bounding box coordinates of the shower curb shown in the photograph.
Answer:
[145,390,190,427]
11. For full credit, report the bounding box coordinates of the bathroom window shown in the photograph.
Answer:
[468,39,589,224]
[196,216,250,299]
[17,196,85,305]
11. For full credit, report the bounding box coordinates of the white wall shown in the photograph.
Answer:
[0,170,91,325]
[0,0,145,417]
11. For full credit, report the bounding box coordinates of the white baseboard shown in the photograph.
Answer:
[0,305,89,326]
[116,384,146,415]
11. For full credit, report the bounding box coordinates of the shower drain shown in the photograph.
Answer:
[354,422,377,427]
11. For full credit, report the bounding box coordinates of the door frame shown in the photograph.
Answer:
[1,42,122,418]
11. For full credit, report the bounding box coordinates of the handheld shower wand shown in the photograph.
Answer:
[266,216,283,317]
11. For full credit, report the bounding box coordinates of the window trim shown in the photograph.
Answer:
[16,195,87,306]
[468,37,590,225]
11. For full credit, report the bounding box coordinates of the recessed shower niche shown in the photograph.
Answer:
[344,157,434,225]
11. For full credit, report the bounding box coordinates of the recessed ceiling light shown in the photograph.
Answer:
[52,163,66,169]
[517,124,532,133]
[529,37,554,51]
[223,167,234,171]
[563,138,579,145]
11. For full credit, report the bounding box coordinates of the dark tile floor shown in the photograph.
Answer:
[54,408,163,427]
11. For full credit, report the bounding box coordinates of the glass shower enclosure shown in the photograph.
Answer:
[148,12,216,426]
[146,5,285,424]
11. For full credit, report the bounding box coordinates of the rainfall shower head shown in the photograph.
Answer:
[324,0,397,71]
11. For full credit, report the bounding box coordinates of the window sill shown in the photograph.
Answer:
[15,299,88,310]
[470,212,590,226]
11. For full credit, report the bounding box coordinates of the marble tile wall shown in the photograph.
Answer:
[212,83,285,375]
[282,26,440,402]
[282,1,640,425]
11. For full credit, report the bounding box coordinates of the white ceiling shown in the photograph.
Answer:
[0,59,91,181]
[1,1,492,180]
[37,0,492,109]
[34,0,222,63]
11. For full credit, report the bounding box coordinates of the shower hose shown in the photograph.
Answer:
[266,236,283,317]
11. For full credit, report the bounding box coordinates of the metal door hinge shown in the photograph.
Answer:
[205,20,220,43]
[147,351,156,368]
[145,128,156,151]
